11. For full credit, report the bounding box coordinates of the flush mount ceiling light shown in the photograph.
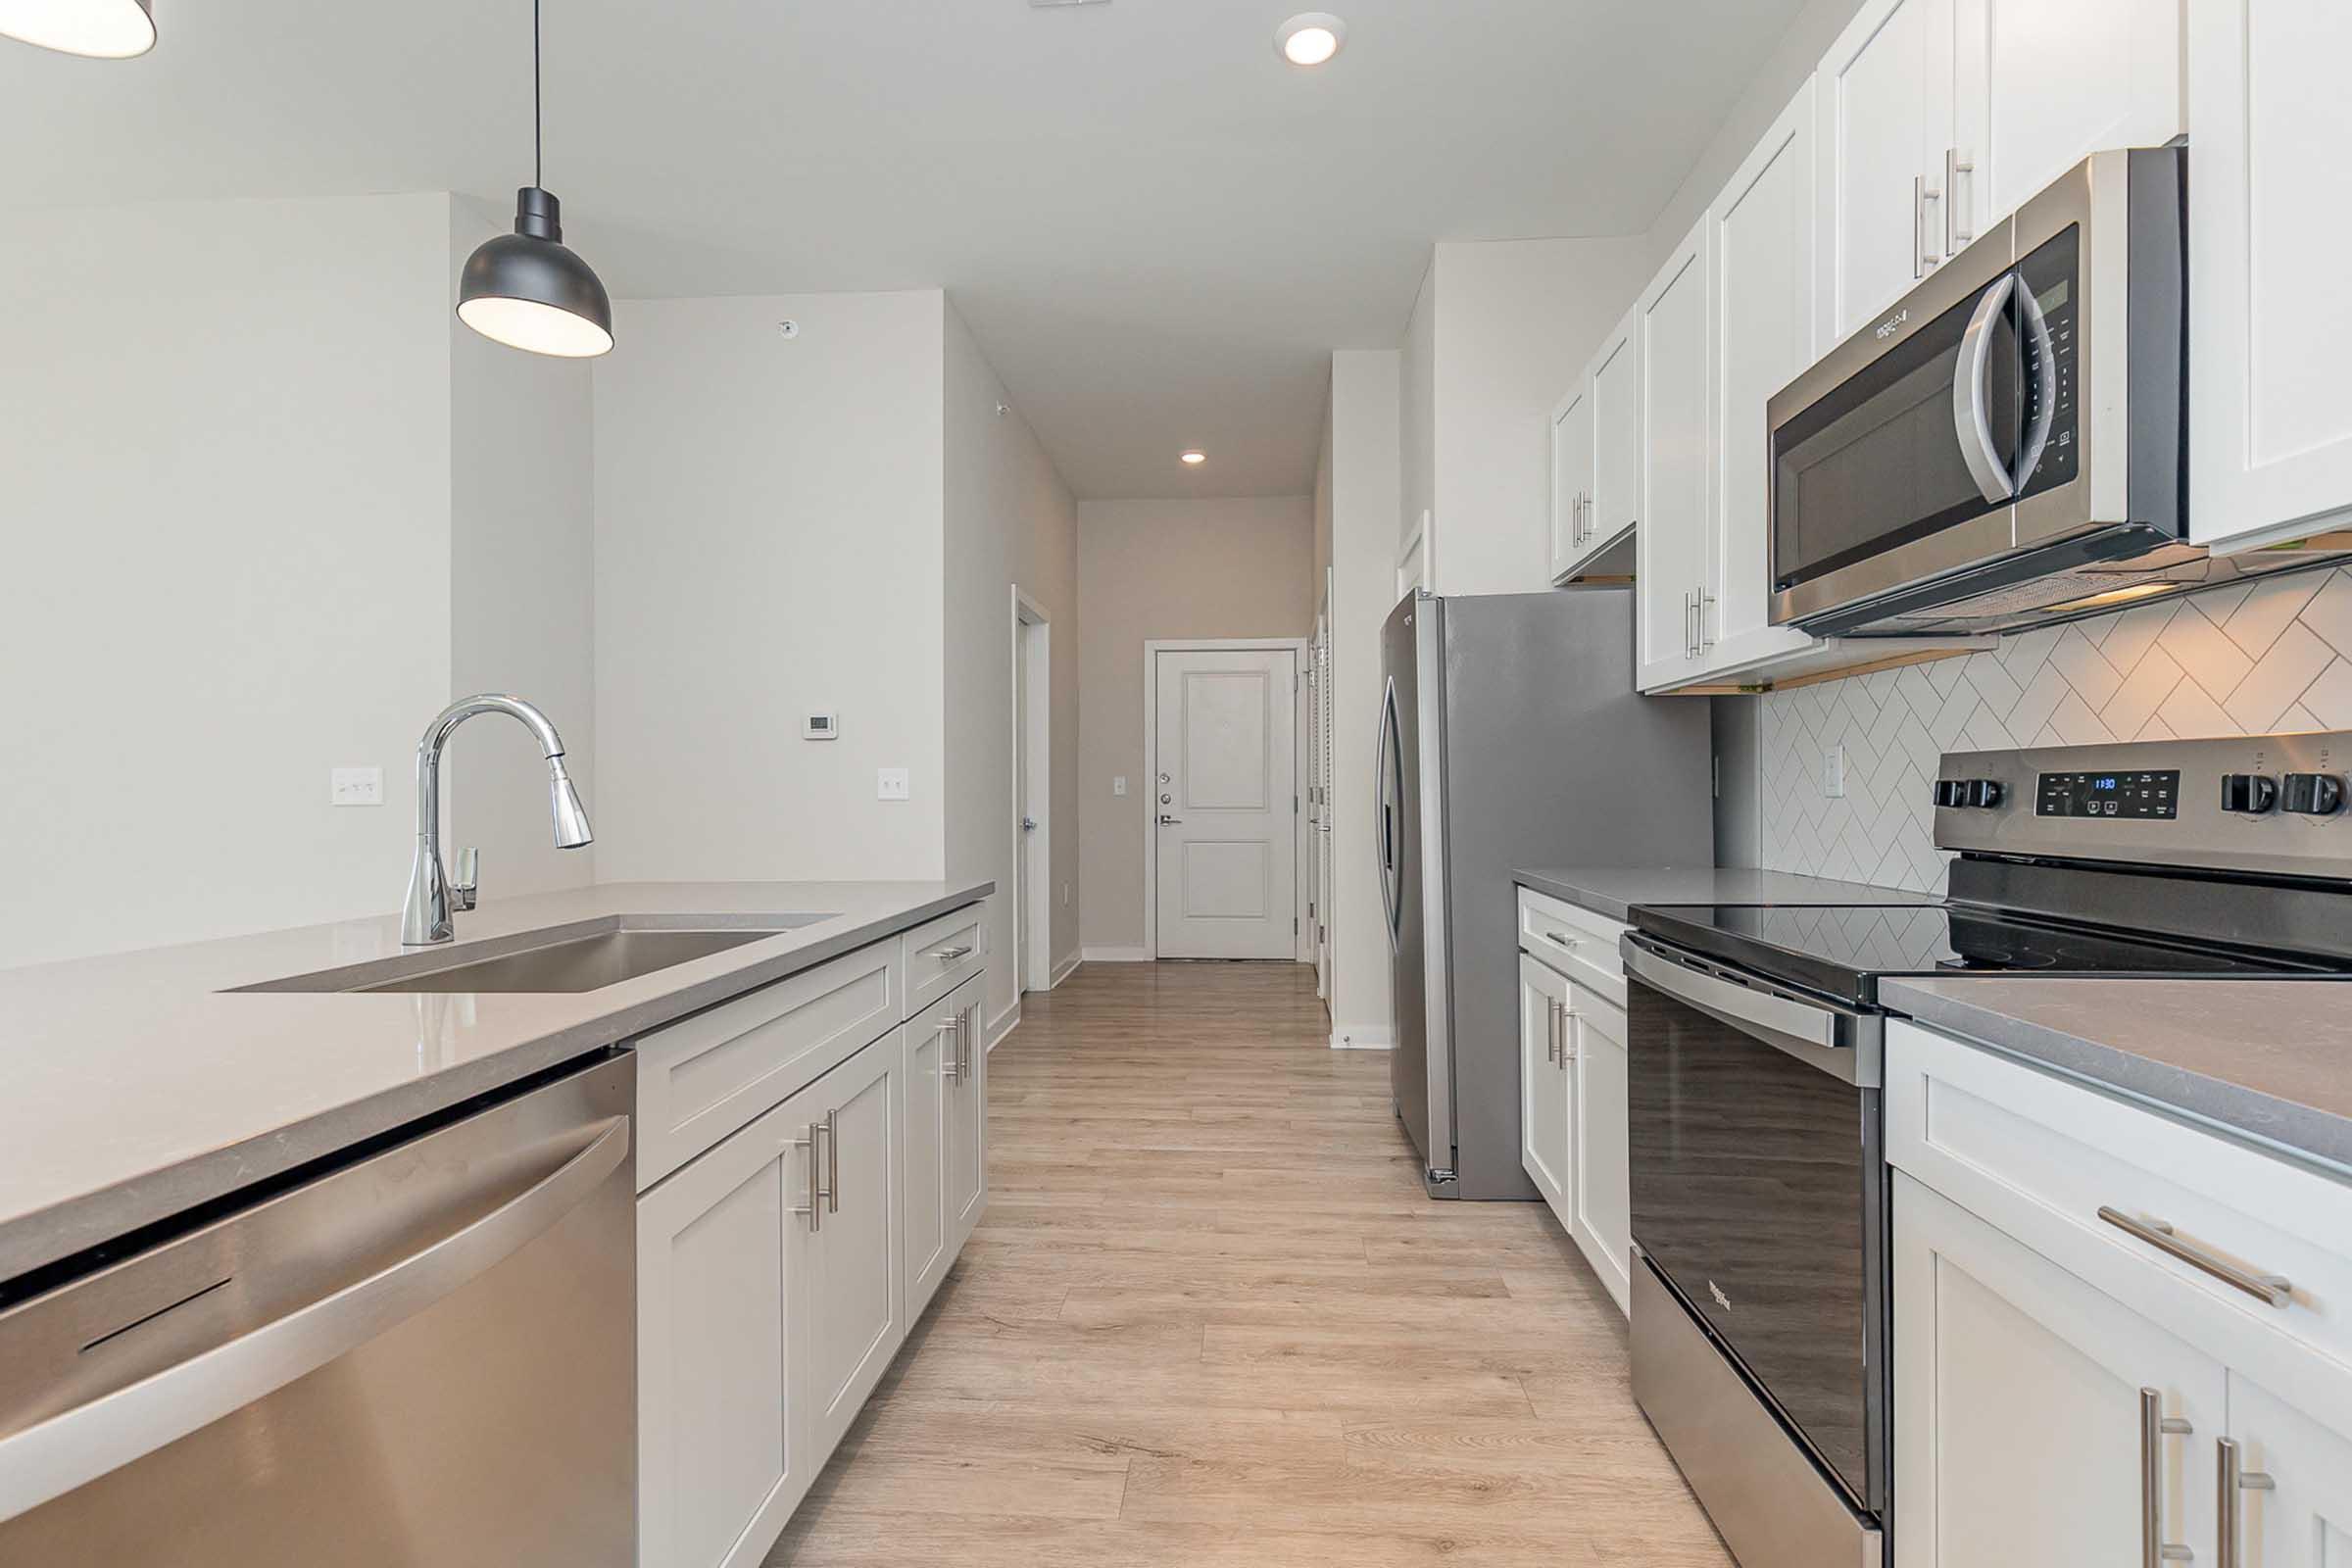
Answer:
[1275,12,1346,67]
[0,0,155,58]
[457,0,613,359]
[1180,450,1207,466]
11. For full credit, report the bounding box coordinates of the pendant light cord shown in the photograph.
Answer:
[532,0,543,189]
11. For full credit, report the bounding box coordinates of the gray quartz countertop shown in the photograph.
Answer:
[1884,977,2352,1175]
[0,879,991,1283]
[1512,865,1928,923]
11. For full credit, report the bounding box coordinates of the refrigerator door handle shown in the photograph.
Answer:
[1376,677,1402,951]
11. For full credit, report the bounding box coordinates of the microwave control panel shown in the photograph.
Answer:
[2015,224,2080,499]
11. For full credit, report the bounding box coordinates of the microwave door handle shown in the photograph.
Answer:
[2012,280,2058,492]
[1953,272,2021,505]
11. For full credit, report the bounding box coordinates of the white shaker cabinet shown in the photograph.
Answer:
[2189,0,2352,554]
[1951,0,2180,249]
[1702,76,1823,678]
[2224,1372,2352,1568]
[1546,383,1592,583]
[1634,219,1714,692]
[1564,986,1632,1317]
[637,1090,820,1568]
[1517,954,1572,1214]
[804,1032,906,1460]
[1816,0,1954,345]
[943,980,988,1259]
[1892,1171,2225,1568]
[902,988,956,1320]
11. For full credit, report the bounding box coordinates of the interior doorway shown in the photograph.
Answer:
[1143,639,1304,961]
[1012,590,1053,995]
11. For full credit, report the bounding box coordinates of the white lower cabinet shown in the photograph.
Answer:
[1565,989,1631,1316]
[1893,1171,2223,1567]
[637,906,989,1568]
[1517,955,1572,1214]
[1517,904,1633,1319]
[1890,1021,2352,1568]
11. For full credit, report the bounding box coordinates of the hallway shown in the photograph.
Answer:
[773,961,1733,1566]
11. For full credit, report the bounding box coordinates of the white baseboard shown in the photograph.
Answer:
[1049,950,1082,989]
[1080,945,1151,962]
[987,998,1020,1053]
[1330,1025,1395,1051]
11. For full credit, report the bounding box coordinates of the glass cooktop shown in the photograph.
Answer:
[1630,902,2325,1006]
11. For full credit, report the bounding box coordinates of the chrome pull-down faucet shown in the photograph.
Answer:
[401,694,592,945]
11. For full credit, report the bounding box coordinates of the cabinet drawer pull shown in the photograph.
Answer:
[2099,1207,2292,1308]
[929,944,975,961]
[941,1012,966,1080]
[2217,1437,2277,1568]
[1544,930,1581,950]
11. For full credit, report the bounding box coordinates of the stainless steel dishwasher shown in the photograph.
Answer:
[0,1051,635,1564]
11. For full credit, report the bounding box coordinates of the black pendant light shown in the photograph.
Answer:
[458,0,612,358]
[0,0,156,58]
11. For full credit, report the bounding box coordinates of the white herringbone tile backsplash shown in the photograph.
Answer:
[1757,566,2352,892]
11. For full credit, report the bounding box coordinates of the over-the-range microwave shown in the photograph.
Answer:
[1766,146,2344,637]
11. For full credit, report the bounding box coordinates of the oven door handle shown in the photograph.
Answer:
[1953,272,2021,506]
[1623,935,1882,1088]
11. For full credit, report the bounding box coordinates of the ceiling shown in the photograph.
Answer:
[0,0,1806,498]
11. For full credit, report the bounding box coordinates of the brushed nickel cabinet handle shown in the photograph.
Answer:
[2141,1388,2195,1565]
[2100,1207,2293,1308]
[1946,147,1976,253]
[1544,930,1581,950]
[2217,1436,2276,1568]
[930,944,975,961]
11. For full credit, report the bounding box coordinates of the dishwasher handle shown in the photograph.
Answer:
[0,1113,629,1524]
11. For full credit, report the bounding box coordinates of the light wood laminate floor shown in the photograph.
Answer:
[771,960,1733,1566]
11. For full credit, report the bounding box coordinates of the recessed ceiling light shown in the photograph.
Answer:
[1180,450,1207,466]
[1275,12,1346,67]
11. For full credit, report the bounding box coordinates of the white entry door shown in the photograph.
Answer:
[1152,647,1298,960]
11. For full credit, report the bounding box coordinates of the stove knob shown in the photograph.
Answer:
[2221,773,2279,814]
[1965,779,2005,808]
[2281,771,2344,816]
[1934,780,1967,808]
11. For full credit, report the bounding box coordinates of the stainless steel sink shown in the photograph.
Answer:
[233,913,838,995]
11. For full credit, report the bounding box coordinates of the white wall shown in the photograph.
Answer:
[1400,262,1436,568]
[1426,236,1654,596]
[447,197,599,899]
[592,291,949,883]
[1075,496,1317,952]
[0,194,459,966]
[1327,351,1403,1047]
[943,299,1080,1034]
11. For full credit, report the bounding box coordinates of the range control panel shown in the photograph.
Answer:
[1934,730,2352,880]
[2035,769,2180,819]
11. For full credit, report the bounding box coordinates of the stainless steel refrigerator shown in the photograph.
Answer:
[1378,587,1712,1200]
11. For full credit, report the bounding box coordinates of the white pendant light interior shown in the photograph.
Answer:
[1180,449,1207,466]
[456,295,614,359]
[1275,12,1346,67]
[0,0,155,58]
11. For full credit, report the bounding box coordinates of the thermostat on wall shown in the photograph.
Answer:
[804,712,840,740]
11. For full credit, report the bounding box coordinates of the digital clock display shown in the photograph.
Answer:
[2036,770,2179,819]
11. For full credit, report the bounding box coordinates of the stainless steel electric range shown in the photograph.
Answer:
[1619,728,2352,1568]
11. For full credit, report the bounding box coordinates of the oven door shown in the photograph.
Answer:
[1622,934,1888,1517]
[1769,222,2082,634]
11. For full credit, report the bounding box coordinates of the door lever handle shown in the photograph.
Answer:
[1158,814,1184,824]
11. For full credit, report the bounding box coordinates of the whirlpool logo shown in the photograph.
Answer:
[1874,308,1910,341]
[1709,1281,1733,1312]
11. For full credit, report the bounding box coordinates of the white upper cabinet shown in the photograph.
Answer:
[1590,309,1641,552]
[1703,77,1823,676]
[2189,0,2352,553]
[1952,0,2180,244]
[1545,381,1593,583]
[1634,220,1713,692]
[1817,0,1955,345]
[1817,0,2180,350]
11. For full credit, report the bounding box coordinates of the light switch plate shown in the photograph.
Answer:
[877,767,911,802]
[1113,775,1128,797]
[331,766,383,807]
[1822,745,1846,799]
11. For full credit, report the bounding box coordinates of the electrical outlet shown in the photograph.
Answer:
[877,767,910,802]
[1112,775,1128,797]
[330,766,383,807]
[1822,745,1846,799]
